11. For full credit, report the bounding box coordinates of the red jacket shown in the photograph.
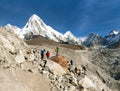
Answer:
[46,51,50,58]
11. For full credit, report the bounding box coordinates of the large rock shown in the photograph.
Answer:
[46,60,66,76]
[51,55,68,71]
[79,76,95,89]
[15,54,25,63]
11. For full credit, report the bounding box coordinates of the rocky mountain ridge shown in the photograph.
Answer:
[84,30,120,48]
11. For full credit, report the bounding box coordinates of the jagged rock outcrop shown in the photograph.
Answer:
[84,33,107,47]
[105,30,120,48]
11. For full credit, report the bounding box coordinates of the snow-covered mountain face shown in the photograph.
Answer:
[64,31,82,45]
[21,14,66,42]
[5,14,82,45]
[4,14,81,44]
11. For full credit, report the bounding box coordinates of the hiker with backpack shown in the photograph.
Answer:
[40,49,46,60]
[55,47,59,56]
[46,51,50,59]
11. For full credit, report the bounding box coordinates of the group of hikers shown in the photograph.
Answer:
[40,47,59,60]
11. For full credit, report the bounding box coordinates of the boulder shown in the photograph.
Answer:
[51,55,68,71]
[25,49,31,54]
[15,54,25,63]
[29,54,36,61]
[46,60,66,76]
[79,76,95,89]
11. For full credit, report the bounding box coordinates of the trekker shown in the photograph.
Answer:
[70,60,73,65]
[55,47,59,56]
[46,51,50,59]
[40,49,45,60]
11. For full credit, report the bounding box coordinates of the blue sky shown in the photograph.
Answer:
[0,0,120,37]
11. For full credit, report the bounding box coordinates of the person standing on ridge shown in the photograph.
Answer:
[55,47,59,56]
[46,51,50,59]
[40,49,45,60]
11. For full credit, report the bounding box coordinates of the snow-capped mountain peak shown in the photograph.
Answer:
[19,14,67,42]
[64,31,82,45]
[105,30,120,42]
[4,14,83,45]
[64,31,75,38]
[5,24,21,34]
[30,14,41,20]
[3,14,120,48]
[6,24,13,27]
[5,24,19,30]
[27,14,47,27]
[109,30,119,35]
[22,14,47,35]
